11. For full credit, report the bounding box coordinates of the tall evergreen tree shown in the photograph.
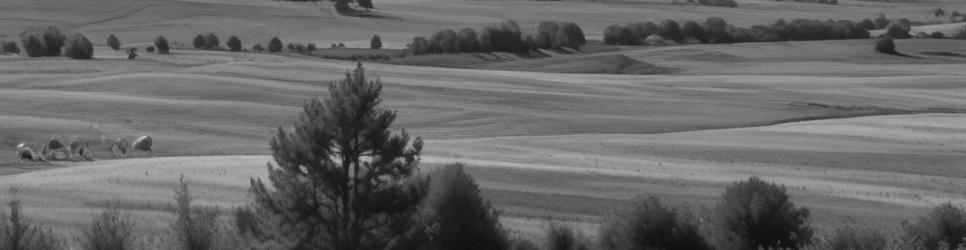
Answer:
[249,63,426,250]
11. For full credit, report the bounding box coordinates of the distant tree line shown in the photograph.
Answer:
[410,20,586,55]
[776,0,837,5]
[604,17,878,46]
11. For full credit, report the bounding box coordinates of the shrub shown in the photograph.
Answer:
[430,29,460,53]
[170,175,219,250]
[337,42,345,48]
[410,36,430,55]
[267,37,283,53]
[604,25,634,45]
[810,225,886,250]
[537,21,561,48]
[556,22,586,49]
[227,36,242,52]
[713,176,813,250]
[859,19,877,31]
[903,203,966,250]
[422,163,509,250]
[1,41,19,54]
[0,199,65,250]
[20,27,65,57]
[154,36,169,54]
[80,204,136,250]
[659,19,682,41]
[252,44,264,52]
[193,34,206,49]
[546,222,591,250]
[64,33,94,59]
[703,17,732,43]
[306,43,317,52]
[458,28,480,52]
[626,22,658,44]
[107,34,121,51]
[599,195,710,250]
[931,31,945,39]
[370,34,382,49]
[205,33,220,50]
[146,47,155,53]
[885,22,912,39]
[681,20,706,42]
[873,15,890,29]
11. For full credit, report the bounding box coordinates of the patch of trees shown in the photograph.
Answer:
[604,17,872,46]
[20,27,66,57]
[193,33,222,50]
[676,0,737,7]
[410,20,586,55]
[0,40,19,55]
[775,0,837,5]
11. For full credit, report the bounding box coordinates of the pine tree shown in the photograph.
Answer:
[249,63,426,250]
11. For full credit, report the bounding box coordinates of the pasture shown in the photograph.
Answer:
[1,0,966,244]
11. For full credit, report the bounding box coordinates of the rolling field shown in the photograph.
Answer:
[1,0,966,244]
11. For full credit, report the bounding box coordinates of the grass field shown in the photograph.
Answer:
[1,0,966,244]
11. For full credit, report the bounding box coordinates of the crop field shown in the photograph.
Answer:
[1,0,966,246]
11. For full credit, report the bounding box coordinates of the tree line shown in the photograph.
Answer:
[410,20,586,55]
[604,17,876,46]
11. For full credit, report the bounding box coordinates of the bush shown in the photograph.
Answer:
[556,22,586,49]
[170,175,219,250]
[307,43,317,52]
[226,36,242,52]
[107,34,121,51]
[458,28,480,52]
[410,36,430,55]
[703,17,732,43]
[154,36,169,54]
[370,34,382,49]
[885,22,912,39]
[1,41,19,54]
[875,36,897,54]
[193,35,206,49]
[537,21,561,49]
[873,15,890,29]
[80,204,136,250]
[338,42,345,48]
[681,20,706,42]
[697,0,737,7]
[20,27,65,57]
[659,19,682,41]
[252,44,264,52]
[931,32,945,39]
[713,177,813,250]
[205,33,220,50]
[64,33,94,59]
[421,163,509,250]
[859,19,877,31]
[268,37,282,53]
[903,203,966,250]
[604,24,634,45]
[0,199,65,250]
[430,29,460,53]
[809,225,886,250]
[546,222,591,250]
[599,195,710,250]
[146,47,155,53]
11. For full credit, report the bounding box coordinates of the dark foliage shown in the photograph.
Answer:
[931,31,945,39]
[154,36,169,54]
[64,33,94,59]
[873,15,890,29]
[458,28,480,52]
[814,225,887,250]
[205,33,220,50]
[681,20,706,42]
[0,199,64,250]
[659,19,682,41]
[146,47,155,53]
[697,0,737,7]
[604,24,634,45]
[546,222,591,250]
[79,205,136,250]
[556,22,586,49]
[107,34,121,51]
[599,195,711,250]
[171,175,219,250]
[227,36,242,52]
[606,17,871,46]
[193,35,206,49]
[536,21,560,49]
[885,22,912,39]
[20,27,65,57]
[248,63,427,249]
[713,177,813,250]
[903,203,966,250]
[268,37,282,53]
[410,36,430,55]
[430,29,460,53]
[252,44,264,52]
[420,163,510,250]
[371,34,382,49]
[0,41,19,54]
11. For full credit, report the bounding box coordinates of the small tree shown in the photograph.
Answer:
[410,36,430,55]
[458,28,480,52]
[252,44,264,52]
[154,36,169,54]
[227,36,242,52]
[0,199,64,250]
[556,22,586,49]
[875,36,897,54]
[546,222,591,250]
[713,177,813,250]
[41,27,66,57]
[603,25,634,45]
[681,20,706,42]
[903,203,966,250]
[422,163,509,250]
[0,41,19,55]
[370,34,382,49]
[205,33,220,50]
[107,34,121,51]
[64,33,94,59]
[79,204,136,250]
[885,22,912,39]
[193,35,206,49]
[268,37,282,53]
[171,175,219,250]
[659,19,682,41]
[248,63,427,249]
[599,196,710,250]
